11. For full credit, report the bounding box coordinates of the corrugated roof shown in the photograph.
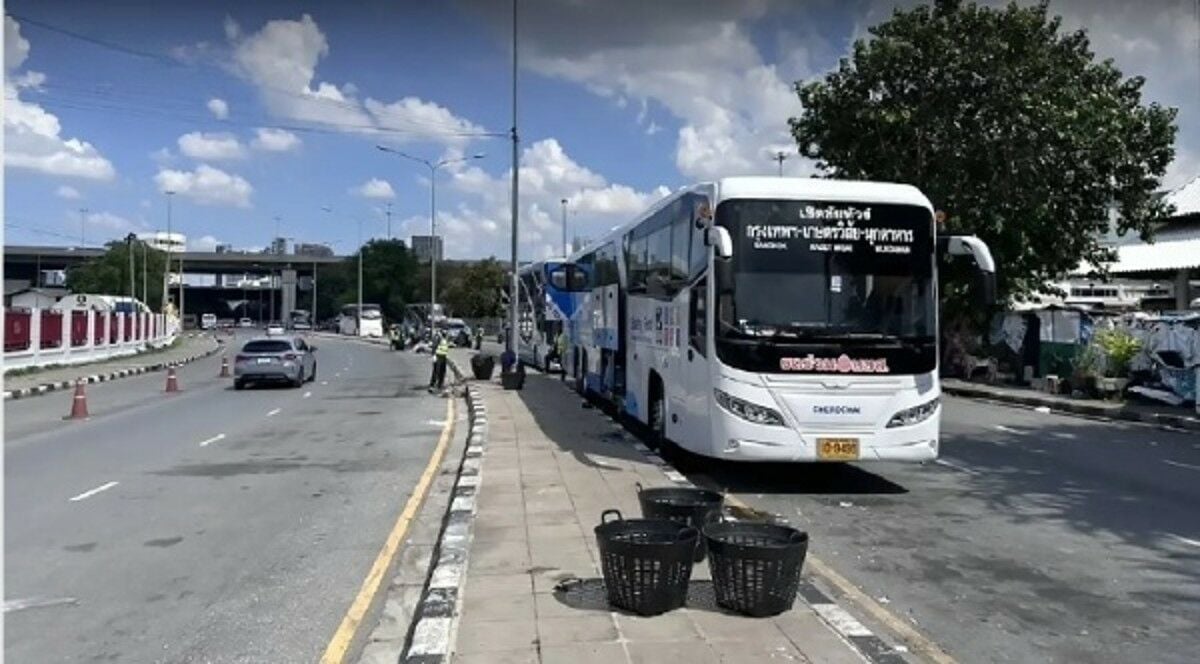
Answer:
[1166,175,1200,217]
[1108,233,1200,274]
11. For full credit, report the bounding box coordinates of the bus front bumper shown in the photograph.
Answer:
[711,415,939,463]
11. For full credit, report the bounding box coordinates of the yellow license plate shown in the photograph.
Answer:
[817,438,860,461]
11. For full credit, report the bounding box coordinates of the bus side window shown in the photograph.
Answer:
[689,277,707,357]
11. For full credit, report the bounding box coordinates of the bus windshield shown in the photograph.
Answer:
[716,199,935,341]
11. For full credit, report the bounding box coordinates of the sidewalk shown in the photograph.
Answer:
[942,378,1200,431]
[3,333,221,400]
[438,350,885,664]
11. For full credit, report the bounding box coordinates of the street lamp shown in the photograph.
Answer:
[560,198,569,257]
[162,191,175,315]
[772,151,789,177]
[376,145,485,324]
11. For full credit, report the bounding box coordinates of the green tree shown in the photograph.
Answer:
[65,238,170,309]
[441,258,507,318]
[357,239,418,322]
[791,0,1177,311]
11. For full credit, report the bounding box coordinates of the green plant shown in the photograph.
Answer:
[1094,329,1141,377]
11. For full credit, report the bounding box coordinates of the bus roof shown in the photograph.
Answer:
[568,177,933,261]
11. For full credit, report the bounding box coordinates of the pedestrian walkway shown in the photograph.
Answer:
[943,378,1200,431]
[3,333,221,399]
[444,350,883,664]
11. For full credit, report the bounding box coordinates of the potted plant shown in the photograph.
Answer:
[1094,329,1141,398]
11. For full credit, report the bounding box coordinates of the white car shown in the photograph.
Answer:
[265,322,286,336]
[238,318,254,328]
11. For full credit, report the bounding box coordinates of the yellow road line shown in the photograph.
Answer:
[320,397,457,664]
[722,494,957,664]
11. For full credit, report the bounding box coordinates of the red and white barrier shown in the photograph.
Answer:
[2,307,176,372]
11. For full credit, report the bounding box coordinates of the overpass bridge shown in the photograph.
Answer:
[5,245,349,324]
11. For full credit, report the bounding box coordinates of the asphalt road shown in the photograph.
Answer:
[683,396,1200,664]
[5,331,448,663]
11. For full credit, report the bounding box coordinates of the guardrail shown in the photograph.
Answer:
[3,307,176,372]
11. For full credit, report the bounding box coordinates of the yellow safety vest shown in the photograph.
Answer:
[435,339,450,357]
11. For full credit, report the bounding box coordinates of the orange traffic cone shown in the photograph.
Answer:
[165,366,181,393]
[65,378,90,420]
[219,355,230,377]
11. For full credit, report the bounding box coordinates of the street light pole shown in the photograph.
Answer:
[374,145,485,326]
[509,0,520,355]
[126,233,136,300]
[773,151,788,177]
[385,202,392,240]
[357,218,364,336]
[560,198,568,257]
[141,239,147,305]
[163,191,175,315]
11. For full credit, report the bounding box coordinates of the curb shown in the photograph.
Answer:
[942,384,1200,432]
[401,359,485,664]
[3,338,225,401]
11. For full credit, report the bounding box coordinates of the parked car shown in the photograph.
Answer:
[233,336,317,389]
[265,321,286,336]
[238,318,254,328]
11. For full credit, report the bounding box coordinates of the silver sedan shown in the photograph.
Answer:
[233,336,317,389]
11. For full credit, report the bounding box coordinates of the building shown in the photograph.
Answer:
[6,287,66,309]
[265,237,289,255]
[411,235,444,263]
[215,244,233,254]
[295,243,334,257]
[138,231,186,253]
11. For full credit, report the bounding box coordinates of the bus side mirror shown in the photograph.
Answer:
[939,235,997,307]
[706,227,733,259]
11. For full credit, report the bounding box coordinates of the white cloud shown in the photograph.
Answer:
[414,138,667,260]
[5,17,115,181]
[55,185,82,200]
[177,131,246,160]
[82,211,138,233]
[154,164,254,208]
[207,97,229,119]
[251,127,302,152]
[226,14,486,147]
[188,234,221,251]
[351,177,396,200]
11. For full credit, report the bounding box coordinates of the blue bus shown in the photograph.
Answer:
[516,259,586,372]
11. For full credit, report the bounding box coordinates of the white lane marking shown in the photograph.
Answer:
[303,391,312,399]
[199,433,226,447]
[266,408,282,417]
[1168,534,1200,548]
[1051,432,1077,440]
[995,424,1025,434]
[320,381,329,386]
[69,481,119,502]
[1163,459,1200,472]
[4,597,79,613]
[934,458,980,476]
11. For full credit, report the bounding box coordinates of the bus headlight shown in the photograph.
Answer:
[714,389,784,427]
[886,397,940,428]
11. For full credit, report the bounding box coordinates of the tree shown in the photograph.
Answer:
[358,239,419,322]
[66,238,169,309]
[440,258,508,318]
[791,0,1177,311]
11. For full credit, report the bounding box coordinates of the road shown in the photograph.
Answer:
[683,395,1200,664]
[5,332,448,663]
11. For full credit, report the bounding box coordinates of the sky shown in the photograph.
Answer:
[5,0,1199,260]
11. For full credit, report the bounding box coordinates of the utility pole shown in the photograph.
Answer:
[126,233,136,300]
[79,208,89,247]
[357,219,364,336]
[141,238,147,305]
[508,0,520,354]
[773,151,788,177]
[385,202,392,240]
[560,198,568,257]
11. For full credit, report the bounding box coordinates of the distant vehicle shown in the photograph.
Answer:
[289,309,313,330]
[182,313,198,329]
[265,321,286,336]
[238,318,254,328]
[217,318,235,329]
[338,304,384,337]
[440,318,472,347]
[200,313,217,330]
[233,336,317,389]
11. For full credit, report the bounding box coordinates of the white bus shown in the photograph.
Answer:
[338,304,384,338]
[567,177,995,463]
[516,259,586,372]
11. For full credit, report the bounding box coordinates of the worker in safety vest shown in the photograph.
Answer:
[555,330,569,380]
[429,333,450,391]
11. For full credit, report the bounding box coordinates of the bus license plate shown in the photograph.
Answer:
[817,438,859,461]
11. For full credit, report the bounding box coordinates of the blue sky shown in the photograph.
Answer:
[5,0,1199,259]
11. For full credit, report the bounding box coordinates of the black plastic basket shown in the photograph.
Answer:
[703,520,809,617]
[635,482,724,562]
[593,509,698,616]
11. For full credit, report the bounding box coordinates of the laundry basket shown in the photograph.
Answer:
[593,509,698,616]
[635,482,724,562]
[703,520,809,617]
